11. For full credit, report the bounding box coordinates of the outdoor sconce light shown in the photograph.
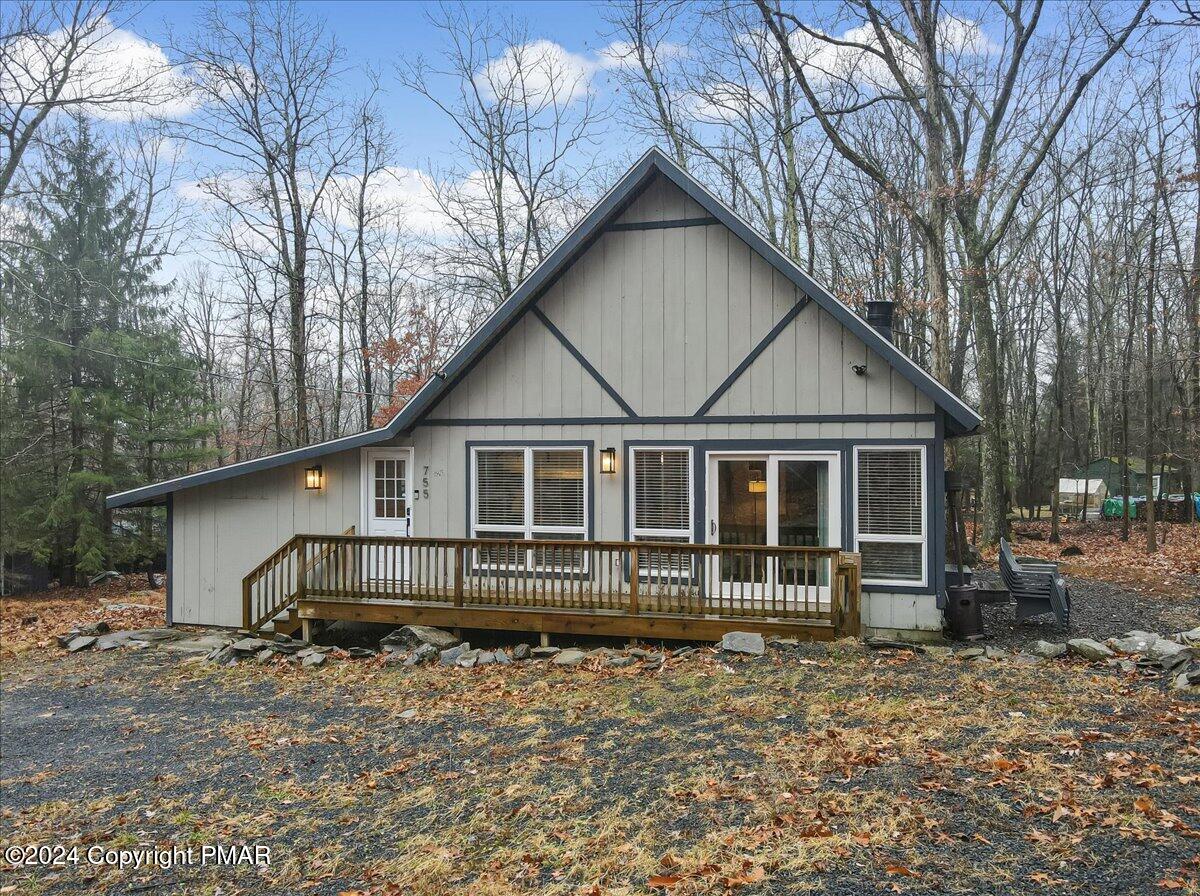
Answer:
[600,447,617,474]
[304,465,324,490]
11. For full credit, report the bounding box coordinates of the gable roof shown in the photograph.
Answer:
[108,148,980,509]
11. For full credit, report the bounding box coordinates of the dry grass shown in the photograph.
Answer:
[4,643,1200,895]
[978,520,1200,598]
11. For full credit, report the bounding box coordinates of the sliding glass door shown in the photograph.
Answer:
[706,452,840,606]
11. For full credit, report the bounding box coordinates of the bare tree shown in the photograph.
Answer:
[398,3,602,309]
[0,0,181,202]
[173,0,354,446]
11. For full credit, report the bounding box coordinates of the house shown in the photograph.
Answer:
[107,149,981,643]
[1079,457,1184,499]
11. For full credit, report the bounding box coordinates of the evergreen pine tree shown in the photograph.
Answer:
[1,117,213,583]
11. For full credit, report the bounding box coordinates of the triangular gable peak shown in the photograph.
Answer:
[107,149,978,509]
[423,170,935,424]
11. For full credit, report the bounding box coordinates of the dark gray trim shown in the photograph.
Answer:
[694,298,810,416]
[605,216,719,232]
[165,494,173,626]
[106,427,388,508]
[464,440,596,543]
[644,153,980,435]
[421,413,935,427]
[107,148,978,509]
[932,412,947,608]
[531,306,638,417]
[620,437,939,598]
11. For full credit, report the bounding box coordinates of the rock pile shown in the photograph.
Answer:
[953,626,1200,691]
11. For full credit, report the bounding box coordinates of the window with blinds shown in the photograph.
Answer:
[630,447,693,576]
[854,446,926,585]
[472,446,588,568]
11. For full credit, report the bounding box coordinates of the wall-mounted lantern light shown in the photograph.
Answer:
[304,465,324,490]
[600,447,617,474]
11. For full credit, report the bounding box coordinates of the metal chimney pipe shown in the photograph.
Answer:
[865,300,894,343]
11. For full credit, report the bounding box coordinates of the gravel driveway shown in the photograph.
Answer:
[3,636,1199,895]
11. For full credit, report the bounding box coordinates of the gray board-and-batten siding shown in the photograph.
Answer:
[112,150,975,634]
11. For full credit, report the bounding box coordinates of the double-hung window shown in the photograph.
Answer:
[472,446,588,570]
[629,447,693,576]
[854,446,927,586]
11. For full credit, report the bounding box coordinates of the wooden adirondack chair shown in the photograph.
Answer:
[999,539,1070,625]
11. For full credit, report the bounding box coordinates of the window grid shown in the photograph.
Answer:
[472,446,588,571]
[854,446,927,586]
[629,447,694,577]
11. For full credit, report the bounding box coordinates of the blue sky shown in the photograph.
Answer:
[123,1,622,166]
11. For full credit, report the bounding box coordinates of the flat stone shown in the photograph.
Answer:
[1028,640,1067,659]
[95,635,126,651]
[162,640,218,654]
[456,649,480,669]
[77,621,110,636]
[512,643,532,660]
[270,641,304,654]
[984,646,1008,659]
[66,635,96,653]
[399,708,418,720]
[55,632,79,648]
[1012,654,1044,666]
[494,651,512,665]
[1149,639,1188,661]
[382,625,460,650]
[302,652,327,668]
[627,648,650,658]
[477,651,496,666]
[256,649,276,664]
[1160,649,1195,674]
[768,639,800,648]
[122,628,184,642]
[346,647,376,659]
[1172,668,1200,690]
[440,642,471,666]
[955,647,986,659]
[207,646,235,665]
[672,646,698,657]
[1179,628,1200,647]
[1067,638,1115,661]
[273,632,296,644]
[531,646,560,659]
[552,648,586,667]
[720,631,766,656]
[1107,634,1158,655]
[606,655,637,668]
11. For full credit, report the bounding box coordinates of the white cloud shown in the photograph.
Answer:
[475,39,600,106]
[1,16,196,122]
[790,14,997,90]
[596,39,688,71]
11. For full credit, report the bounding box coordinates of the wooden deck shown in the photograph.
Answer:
[243,534,861,643]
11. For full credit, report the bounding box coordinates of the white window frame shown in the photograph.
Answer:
[628,446,694,542]
[470,445,590,569]
[629,446,695,580]
[853,445,928,588]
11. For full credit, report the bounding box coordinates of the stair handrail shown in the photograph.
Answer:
[242,526,354,633]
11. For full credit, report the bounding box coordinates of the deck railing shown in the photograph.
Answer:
[243,533,862,636]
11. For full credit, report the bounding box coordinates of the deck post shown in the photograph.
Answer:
[242,576,251,631]
[453,546,464,608]
[540,632,550,648]
[301,617,313,643]
[295,536,307,602]
[628,546,639,616]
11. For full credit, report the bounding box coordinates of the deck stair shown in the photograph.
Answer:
[999,539,1070,625]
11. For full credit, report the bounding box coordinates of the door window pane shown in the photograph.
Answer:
[717,459,768,585]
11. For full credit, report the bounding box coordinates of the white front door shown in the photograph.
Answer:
[362,448,413,584]
[705,452,841,607]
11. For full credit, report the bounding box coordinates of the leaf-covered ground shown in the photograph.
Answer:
[3,637,1199,895]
